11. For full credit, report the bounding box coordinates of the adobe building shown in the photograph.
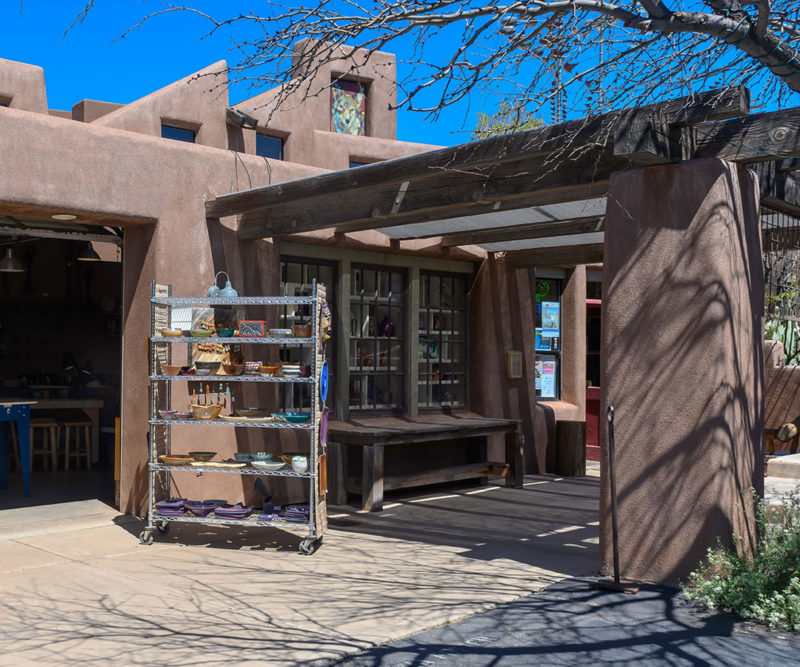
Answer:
[2,42,793,583]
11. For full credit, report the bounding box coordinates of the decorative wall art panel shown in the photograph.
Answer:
[331,80,366,136]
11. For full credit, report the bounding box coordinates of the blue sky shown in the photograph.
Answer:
[0,1,482,146]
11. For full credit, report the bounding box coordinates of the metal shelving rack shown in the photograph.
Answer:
[139,280,328,554]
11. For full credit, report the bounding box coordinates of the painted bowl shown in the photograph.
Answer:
[268,328,292,337]
[221,364,243,376]
[178,367,195,376]
[160,329,183,337]
[159,410,179,420]
[189,329,214,337]
[194,361,220,374]
[279,451,307,465]
[274,411,311,423]
[234,408,271,418]
[292,324,312,338]
[233,453,252,462]
[215,328,235,338]
[158,454,194,466]
[251,460,285,471]
[292,456,309,473]
[174,411,191,420]
[189,451,216,462]
[259,365,281,377]
[156,498,186,509]
[185,501,217,517]
[252,452,273,461]
[189,404,223,420]
[161,364,182,376]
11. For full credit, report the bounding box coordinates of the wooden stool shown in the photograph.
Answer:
[30,418,59,471]
[63,420,92,470]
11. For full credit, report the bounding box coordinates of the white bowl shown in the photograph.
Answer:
[291,456,309,473]
[251,460,285,471]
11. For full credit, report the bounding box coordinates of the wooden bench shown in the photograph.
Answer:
[327,413,523,511]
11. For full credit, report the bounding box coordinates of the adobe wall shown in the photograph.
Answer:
[0,59,47,113]
[600,158,764,584]
[470,257,586,471]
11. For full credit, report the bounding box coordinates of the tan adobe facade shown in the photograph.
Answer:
[0,44,587,517]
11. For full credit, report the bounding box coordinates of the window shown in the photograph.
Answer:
[161,124,195,143]
[256,133,284,160]
[331,79,367,136]
[349,266,405,410]
[349,160,368,169]
[535,278,562,400]
[280,258,336,410]
[418,272,467,409]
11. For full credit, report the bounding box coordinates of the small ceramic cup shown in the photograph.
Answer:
[291,456,308,473]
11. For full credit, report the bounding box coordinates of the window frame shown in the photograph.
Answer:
[417,270,469,412]
[256,132,285,160]
[348,263,407,413]
[161,123,196,143]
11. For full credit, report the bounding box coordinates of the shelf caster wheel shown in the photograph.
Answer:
[139,530,154,545]
[298,537,322,555]
[156,521,170,534]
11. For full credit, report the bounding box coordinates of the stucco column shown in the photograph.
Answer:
[600,158,764,584]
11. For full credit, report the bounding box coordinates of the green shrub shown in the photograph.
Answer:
[683,490,800,631]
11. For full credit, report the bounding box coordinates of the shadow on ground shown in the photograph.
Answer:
[336,577,800,666]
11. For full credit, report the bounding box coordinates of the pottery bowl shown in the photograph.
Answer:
[274,411,311,423]
[215,328,235,338]
[268,328,292,337]
[279,451,307,465]
[292,324,312,338]
[185,501,217,517]
[251,460,285,471]
[161,364,182,376]
[194,361,220,374]
[233,453,252,462]
[189,329,214,337]
[221,364,243,375]
[159,410,179,420]
[189,404,223,420]
[252,452,273,461]
[189,451,216,462]
[158,454,194,466]
[234,408,271,418]
[292,456,309,473]
[160,329,183,337]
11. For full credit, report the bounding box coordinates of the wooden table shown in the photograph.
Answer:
[30,399,103,463]
[327,413,523,511]
[0,400,36,497]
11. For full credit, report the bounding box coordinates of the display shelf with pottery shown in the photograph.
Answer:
[145,279,328,556]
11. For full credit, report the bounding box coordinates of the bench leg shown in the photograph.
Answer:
[506,430,524,489]
[327,441,348,506]
[362,439,384,512]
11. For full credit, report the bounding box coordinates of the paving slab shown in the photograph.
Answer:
[0,476,600,666]
[767,453,800,479]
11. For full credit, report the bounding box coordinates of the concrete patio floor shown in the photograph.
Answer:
[0,475,599,666]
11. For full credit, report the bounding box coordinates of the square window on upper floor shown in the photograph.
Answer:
[161,124,196,143]
[331,79,367,136]
[256,133,284,160]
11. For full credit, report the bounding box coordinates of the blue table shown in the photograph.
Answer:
[0,400,34,497]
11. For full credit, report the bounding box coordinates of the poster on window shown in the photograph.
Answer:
[535,328,551,351]
[541,302,560,338]
[535,358,557,398]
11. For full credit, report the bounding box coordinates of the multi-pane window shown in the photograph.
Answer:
[256,133,284,160]
[418,273,467,409]
[534,278,562,400]
[280,258,336,409]
[349,266,404,410]
[161,124,196,143]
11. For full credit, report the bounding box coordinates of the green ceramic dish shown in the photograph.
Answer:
[189,329,214,337]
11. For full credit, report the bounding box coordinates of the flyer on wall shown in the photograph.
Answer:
[536,358,557,398]
[541,302,560,338]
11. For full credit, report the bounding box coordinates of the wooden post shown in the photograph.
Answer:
[505,429,524,488]
[327,441,348,506]
[362,438,385,511]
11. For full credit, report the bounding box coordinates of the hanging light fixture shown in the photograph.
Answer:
[77,241,101,262]
[0,244,26,273]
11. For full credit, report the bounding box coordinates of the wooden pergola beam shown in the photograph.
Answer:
[504,243,604,268]
[438,216,604,247]
[210,87,748,221]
